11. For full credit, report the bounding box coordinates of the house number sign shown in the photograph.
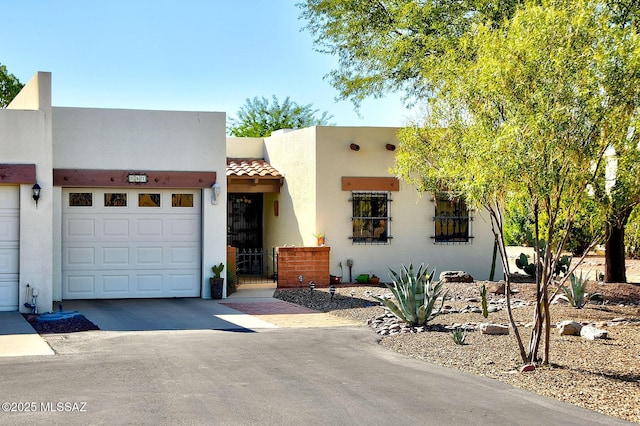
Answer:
[128,174,148,183]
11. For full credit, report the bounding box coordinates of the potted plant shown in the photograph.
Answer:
[313,231,326,246]
[368,274,380,285]
[210,263,224,299]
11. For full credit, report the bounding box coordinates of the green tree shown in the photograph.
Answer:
[397,2,640,365]
[299,1,640,284]
[0,63,23,107]
[301,0,640,365]
[228,96,333,137]
[299,0,522,109]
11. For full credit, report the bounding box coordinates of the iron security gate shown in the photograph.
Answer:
[235,248,277,284]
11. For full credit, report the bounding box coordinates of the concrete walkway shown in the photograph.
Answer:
[0,312,55,357]
[0,284,357,357]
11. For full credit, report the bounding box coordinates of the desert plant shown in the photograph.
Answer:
[561,272,600,309]
[451,328,467,345]
[212,263,224,279]
[515,245,571,279]
[374,263,448,326]
[226,268,236,296]
[480,284,488,318]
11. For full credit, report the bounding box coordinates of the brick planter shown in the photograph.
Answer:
[277,246,330,288]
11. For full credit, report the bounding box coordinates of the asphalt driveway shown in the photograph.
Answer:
[0,327,630,425]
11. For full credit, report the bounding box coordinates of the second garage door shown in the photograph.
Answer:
[62,188,201,299]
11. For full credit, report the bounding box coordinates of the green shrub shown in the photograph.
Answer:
[374,263,448,326]
[561,272,600,309]
[625,206,640,259]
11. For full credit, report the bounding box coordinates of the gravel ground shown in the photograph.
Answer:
[23,314,99,334]
[274,281,640,424]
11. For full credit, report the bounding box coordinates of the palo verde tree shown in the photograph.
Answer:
[228,95,333,137]
[394,1,640,365]
[300,0,640,365]
[300,1,640,283]
[0,63,23,107]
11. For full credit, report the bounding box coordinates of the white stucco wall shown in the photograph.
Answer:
[261,126,500,281]
[263,127,318,251]
[52,107,228,299]
[226,137,265,159]
[1,72,54,313]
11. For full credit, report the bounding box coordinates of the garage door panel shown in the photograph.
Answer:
[0,217,19,241]
[103,247,130,265]
[103,219,129,237]
[62,189,201,299]
[136,219,163,238]
[137,274,163,292]
[170,218,198,236]
[66,218,96,238]
[170,273,199,291]
[170,246,199,265]
[136,247,163,265]
[67,275,96,295]
[66,247,96,265]
[0,186,19,311]
[103,275,130,294]
[0,277,19,310]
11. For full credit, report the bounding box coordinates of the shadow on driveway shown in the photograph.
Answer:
[59,298,271,332]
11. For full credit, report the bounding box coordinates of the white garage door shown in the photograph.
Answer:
[62,189,201,299]
[0,186,19,311]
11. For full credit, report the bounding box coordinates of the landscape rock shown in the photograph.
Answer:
[478,323,509,335]
[440,271,474,283]
[558,320,582,336]
[486,281,506,294]
[521,364,536,373]
[580,325,609,340]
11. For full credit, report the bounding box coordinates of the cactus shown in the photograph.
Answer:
[211,263,225,279]
[515,253,537,277]
[480,284,488,318]
[515,250,572,279]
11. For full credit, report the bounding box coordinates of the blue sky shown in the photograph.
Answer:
[2,0,418,128]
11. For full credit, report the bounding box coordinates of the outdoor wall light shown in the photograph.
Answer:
[386,144,396,151]
[211,182,221,205]
[32,183,41,207]
[350,143,360,151]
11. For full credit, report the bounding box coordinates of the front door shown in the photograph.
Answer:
[227,193,263,251]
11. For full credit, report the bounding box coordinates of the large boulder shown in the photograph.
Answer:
[439,271,474,283]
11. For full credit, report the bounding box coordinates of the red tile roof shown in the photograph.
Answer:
[226,159,283,178]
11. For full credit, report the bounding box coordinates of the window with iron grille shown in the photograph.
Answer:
[351,191,391,244]
[433,196,472,243]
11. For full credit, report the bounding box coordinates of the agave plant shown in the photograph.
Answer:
[374,263,448,326]
[451,328,467,345]
[561,272,600,309]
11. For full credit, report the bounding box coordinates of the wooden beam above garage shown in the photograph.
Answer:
[54,169,217,188]
[0,164,36,184]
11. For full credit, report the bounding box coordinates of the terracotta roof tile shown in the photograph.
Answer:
[226,159,283,178]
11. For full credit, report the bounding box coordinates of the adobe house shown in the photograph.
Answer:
[1,72,226,312]
[1,72,499,313]
[228,127,499,287]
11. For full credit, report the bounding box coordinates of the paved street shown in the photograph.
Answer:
[0,326,630,425]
